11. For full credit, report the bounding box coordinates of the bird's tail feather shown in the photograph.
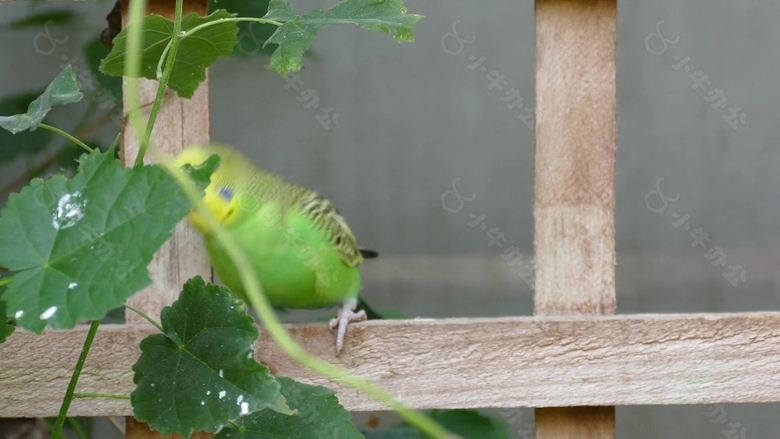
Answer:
[359,249,379,259]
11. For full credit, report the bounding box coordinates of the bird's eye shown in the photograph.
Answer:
[218,187,234,200]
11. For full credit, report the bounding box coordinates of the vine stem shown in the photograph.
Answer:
[134,0,185,167]
[123,0,150,163]
[50,320,101,439]
[154,153,457,439]
[183,16,283,36]
[0,277,11,288]
[124,302,164,332]
[37,123,93,153]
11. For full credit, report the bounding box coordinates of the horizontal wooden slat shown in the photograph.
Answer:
[2,312,780,417]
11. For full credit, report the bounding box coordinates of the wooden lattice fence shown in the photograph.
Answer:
[2,1,779,439]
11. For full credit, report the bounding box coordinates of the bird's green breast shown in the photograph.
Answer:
[205,200,362,309]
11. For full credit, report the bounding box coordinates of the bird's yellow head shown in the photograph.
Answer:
[173,144,245,234]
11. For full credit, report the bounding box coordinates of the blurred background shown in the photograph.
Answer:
[1,0,779,437]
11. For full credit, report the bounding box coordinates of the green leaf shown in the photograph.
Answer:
[214,377,361,439]
[0,148,208,333]
[0,66,83,134]
[100,10,238,99]
[208,0,276,58]
[83,37,123,104]
[263,0,423,75]
[0,91,54,163]
[132,276,291,438]
[56,139,113,176]
[0,291,14,344]
[6,10,75,29]
[55,143,93,174]
[396,410,509,439]
[182,153,221,183]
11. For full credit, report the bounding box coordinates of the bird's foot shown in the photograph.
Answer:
[329,300,367,355]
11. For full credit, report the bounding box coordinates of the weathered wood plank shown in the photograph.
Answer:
[536,408,615,439]
[118,0,211,437]
[533,0,618,436]
[2,313,780,417]
[533,0,617,315]
[120,0,211,325]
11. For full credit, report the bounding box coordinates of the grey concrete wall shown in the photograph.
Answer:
[2,0,780,438]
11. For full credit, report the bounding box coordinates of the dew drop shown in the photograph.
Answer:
[40,306,57,320]
[52,192,87,230]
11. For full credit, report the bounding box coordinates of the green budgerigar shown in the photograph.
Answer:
[174,143,377,354]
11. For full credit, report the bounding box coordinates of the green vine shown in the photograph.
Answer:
[38,123,93,154]
[136,0,184,167]
[50,320,100,439]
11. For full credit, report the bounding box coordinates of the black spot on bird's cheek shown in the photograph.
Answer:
[335,236,342,245]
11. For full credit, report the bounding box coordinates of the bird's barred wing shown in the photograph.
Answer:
[299,193,364,267]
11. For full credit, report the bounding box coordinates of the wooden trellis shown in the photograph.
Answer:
[2,0,780,439]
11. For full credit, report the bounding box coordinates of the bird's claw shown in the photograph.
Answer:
[329,305,367,355]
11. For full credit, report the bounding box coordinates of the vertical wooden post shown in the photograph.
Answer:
[120,0,211,438]
[533,0,617,438]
